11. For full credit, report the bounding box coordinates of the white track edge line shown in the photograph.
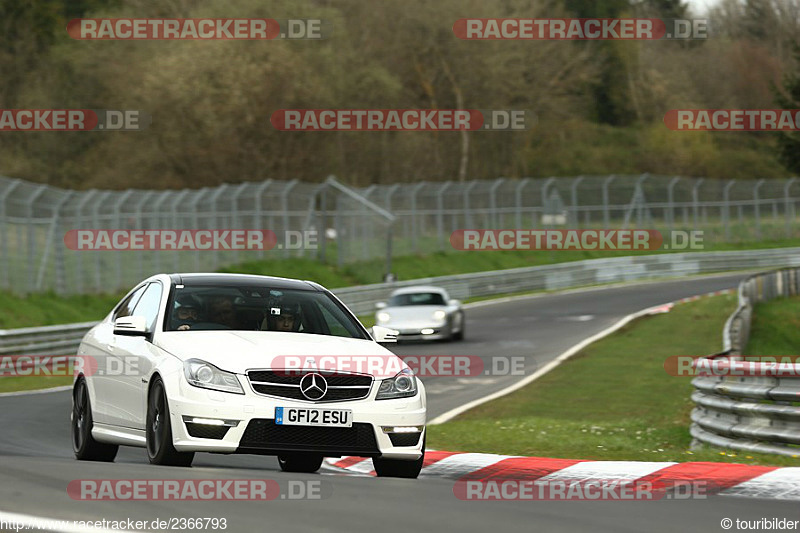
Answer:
[428,301,680,425]
[0,385,71,397]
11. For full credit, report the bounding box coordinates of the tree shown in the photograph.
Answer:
[775,45,800,174]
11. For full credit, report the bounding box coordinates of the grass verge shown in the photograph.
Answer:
[743,295,800,356]
[427,292,800,466]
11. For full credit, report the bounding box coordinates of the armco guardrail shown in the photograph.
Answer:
[690,267,800,456]
[3,248,800,357]
[0,321,100,356]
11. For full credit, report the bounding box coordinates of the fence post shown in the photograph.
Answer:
[254,180,273,259]
[169,190,191,272]
[111,190,134,288]
[90,191,111,291]
[36,191,73,293]
[0,179,22,291]
[515,178,531,229]
[362,184,378,260]
[436,181,452,252]
[723,180,736,242]
[280,180,298,258]
[753,179,765,240]
[602,175,616,227]
[463,180,479,228]
[24,186,48,293]
[411,181,427,253]
[785,178,797,239]
[691,178,704,231]
[667,177,681,231]
[570,176,584,226]
[489,178,505,229]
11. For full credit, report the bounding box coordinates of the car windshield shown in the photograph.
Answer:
[389,292,446,307]
[164,284,367,339]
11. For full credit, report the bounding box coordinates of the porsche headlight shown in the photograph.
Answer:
[377,311,391,323]
[183,359,244,395]
[432,310,446,321]
[376,368,418,400]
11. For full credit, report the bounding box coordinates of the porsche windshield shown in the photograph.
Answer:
[165,285,367,339]
[389,292,447,306]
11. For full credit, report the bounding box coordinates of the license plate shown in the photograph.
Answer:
[275,407,352,428]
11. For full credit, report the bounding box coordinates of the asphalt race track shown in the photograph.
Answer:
[1,273,798,532]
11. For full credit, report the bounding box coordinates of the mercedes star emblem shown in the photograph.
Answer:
[299,372,328,400]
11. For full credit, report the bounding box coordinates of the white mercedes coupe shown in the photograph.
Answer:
[72,273,426,478]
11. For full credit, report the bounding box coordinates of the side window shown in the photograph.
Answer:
[131,282,163,332]
[113,285,148,320]
[318,305,354,338]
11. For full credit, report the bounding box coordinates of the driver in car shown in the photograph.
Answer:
[261,298,302,332]
[174,298,202,331]
[207,295,238,329]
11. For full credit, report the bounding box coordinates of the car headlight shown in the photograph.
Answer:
[183,359,244,395]
[432,310,446,321]
[376,368,417,400]
[377,311,391,323]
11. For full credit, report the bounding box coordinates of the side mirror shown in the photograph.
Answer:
[449,299,461,307]
[375,301,387,310]
[371,325,398,343]
[114,316,148,336]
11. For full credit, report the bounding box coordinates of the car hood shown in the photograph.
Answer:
[156,331,400,375]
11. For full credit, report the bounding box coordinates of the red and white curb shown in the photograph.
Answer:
[325,452,800,500]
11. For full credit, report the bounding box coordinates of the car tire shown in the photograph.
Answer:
[72,378,119,462]
[146,377,194,467]
[277,453,324,473]
[452,313,465,341]
[373,437,425,478]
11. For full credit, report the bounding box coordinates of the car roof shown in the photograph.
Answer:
[168,273,324,291]
[389,285,448,296]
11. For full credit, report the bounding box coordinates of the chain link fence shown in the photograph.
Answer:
[2,173,799,294]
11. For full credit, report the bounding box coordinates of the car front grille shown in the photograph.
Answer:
[247,370,373,402]
[237,418,380,456]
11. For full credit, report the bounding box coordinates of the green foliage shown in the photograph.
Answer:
[775,45,800,175]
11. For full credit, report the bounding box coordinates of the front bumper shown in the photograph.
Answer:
[163,370,426,460]
[386,323,451,342]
